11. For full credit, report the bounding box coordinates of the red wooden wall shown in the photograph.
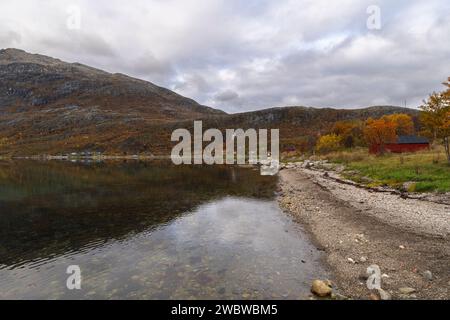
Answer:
[369,143,430,154]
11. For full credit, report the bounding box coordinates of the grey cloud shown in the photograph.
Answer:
[0,30,21,47]
[215,90,239,102]
[40,32,116,59]
[115,51,176,85]
[0,0,449,113]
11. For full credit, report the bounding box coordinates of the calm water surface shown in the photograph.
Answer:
[0,161,328,299]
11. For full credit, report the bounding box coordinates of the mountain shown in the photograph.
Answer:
[0,48,223,118]
[0,49,419,156]
[0,48,226,155]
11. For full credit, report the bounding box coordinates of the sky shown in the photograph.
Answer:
[1,0,449,113]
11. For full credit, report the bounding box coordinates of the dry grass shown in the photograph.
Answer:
[321,147,450,193]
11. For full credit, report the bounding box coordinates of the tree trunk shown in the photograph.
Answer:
[379,142,386,155]
[444,136,450,163]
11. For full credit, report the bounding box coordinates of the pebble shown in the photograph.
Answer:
[311,280,332,297]
[399,245,406,250]
[358,272,368,281]
[332,293,350,300]
[369,292,380,300]
[359,256,368,263]
[347,258,356,264]
[423,270,433,281]
[377,288,392,300]
[131,275,140,281]
[399,287,416,294]
[331,293,348,300]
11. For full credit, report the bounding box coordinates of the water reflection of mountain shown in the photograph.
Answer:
[0,161,277,267]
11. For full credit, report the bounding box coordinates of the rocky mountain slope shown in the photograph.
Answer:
[0,49,225,155]
[0,48,222,118]
[0,49,419,156]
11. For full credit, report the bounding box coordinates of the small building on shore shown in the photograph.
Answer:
[369,135,430,154]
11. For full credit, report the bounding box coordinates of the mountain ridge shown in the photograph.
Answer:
[0,48,224,117]
[0,49,419,156]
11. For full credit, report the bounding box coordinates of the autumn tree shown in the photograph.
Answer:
[382,114,414,136]
[332,121,354,136]
[445,111,450,130]
[332,120,364,148]
[363,118,397,154]
[0,137,8,147]
[443,77,450,99]
[316,134,342,154]
[420,87,450,162]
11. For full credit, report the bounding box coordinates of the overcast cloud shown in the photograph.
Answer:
[1,0,449,113]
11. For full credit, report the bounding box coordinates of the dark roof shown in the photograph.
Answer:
[397,135,429,144]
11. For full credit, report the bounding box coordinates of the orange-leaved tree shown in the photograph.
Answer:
[420,79,450,162]
[382,113,414,136]
[363,118,397,154]
[332,120,363,148]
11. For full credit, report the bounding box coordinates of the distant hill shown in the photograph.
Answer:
[0,49,419,156]
[215,105,418,127]
[169,105,420,154]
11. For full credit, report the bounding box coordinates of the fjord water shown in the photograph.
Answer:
[0,161,327,299]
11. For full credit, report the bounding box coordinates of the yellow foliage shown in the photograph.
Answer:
[382,114,414,136]
[0,137,9,146]
[420,78,450,162]
[316,134,342,154]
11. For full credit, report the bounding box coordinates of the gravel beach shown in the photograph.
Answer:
[278,165,450,300]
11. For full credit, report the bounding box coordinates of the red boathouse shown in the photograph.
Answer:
[369,135,430,154]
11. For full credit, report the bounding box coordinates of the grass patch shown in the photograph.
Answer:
[321,148,450,193]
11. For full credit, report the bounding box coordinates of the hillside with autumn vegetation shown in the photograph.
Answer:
[0,48,224,156]
[0,49,423,157]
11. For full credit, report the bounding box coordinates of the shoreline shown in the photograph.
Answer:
[0,155,171,161]
[277,166,449,300]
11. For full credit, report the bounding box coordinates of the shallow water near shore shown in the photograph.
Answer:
[0,160,328,299]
